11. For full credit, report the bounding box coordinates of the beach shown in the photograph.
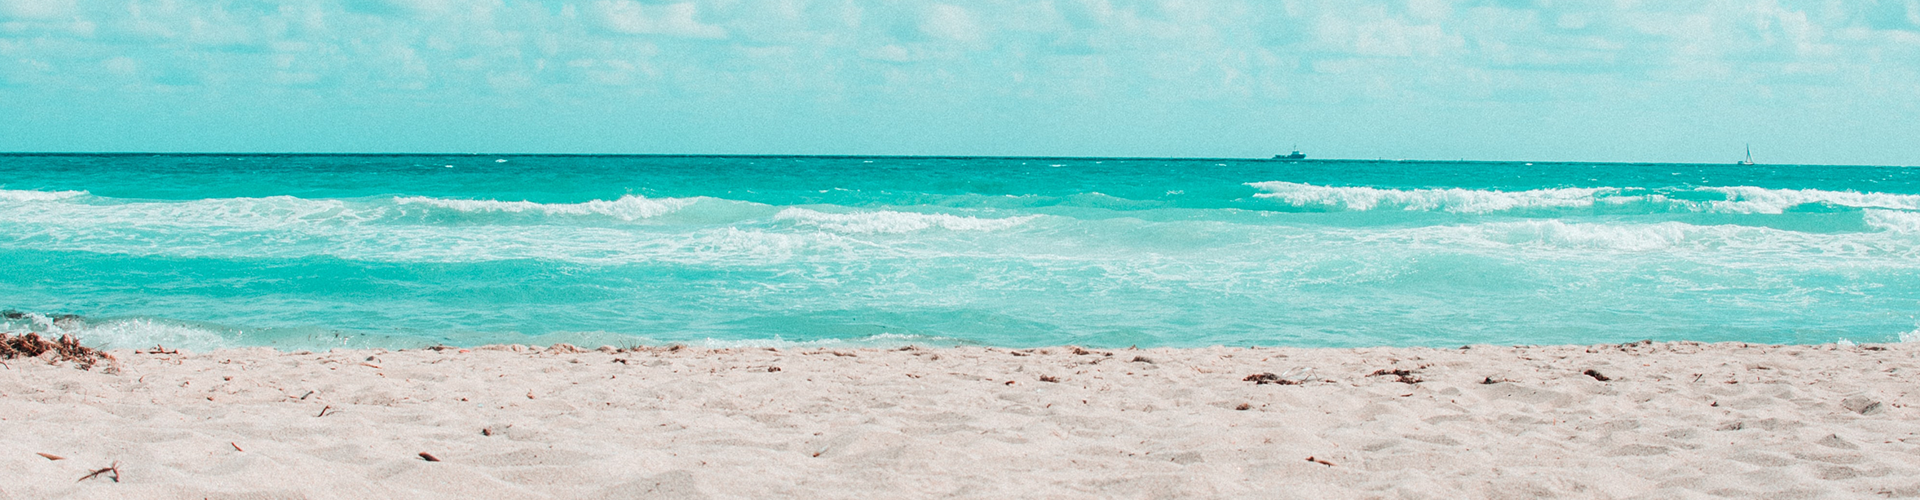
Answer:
[4,341,1917,498]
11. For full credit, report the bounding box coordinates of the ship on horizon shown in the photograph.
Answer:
[1273,146,1306,160]
[1737,144,1754,165]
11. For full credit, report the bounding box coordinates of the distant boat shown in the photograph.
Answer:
[1273,146,1306,160]
[1737,144,1754,165]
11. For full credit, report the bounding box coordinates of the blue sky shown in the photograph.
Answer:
[1,0,1917,164]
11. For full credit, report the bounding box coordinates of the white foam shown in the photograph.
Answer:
[1700,186,1920,214]
[1375,219,1913,258]
[1247,182,1617,213]
[774,208,1037,234]
[67,319,232,352]
[0,189,87,202]
[394,194,696,221]
[1248,182,1920,215]
[1863,209,1920,233]
[1,315,229,352]
[1901,328,1920,343]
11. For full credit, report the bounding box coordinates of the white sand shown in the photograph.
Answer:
[3,341,1918,499]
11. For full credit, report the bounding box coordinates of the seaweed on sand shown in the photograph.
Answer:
[0,332,113,371]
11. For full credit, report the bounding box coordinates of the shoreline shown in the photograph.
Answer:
[5,341,1917,498]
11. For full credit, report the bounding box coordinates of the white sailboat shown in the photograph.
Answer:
[1737,144,1754,165]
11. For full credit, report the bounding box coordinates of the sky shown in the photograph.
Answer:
[1,0,1917,164]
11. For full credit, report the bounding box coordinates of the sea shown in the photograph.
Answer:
[2,154,1918,351]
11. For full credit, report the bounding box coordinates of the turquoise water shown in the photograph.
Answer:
[3,154,1918,350]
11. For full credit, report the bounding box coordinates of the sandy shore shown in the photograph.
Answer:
[2,341,1917,498]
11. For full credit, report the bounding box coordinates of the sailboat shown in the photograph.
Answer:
[1737,144,1754,165]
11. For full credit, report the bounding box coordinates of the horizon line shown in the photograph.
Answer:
[0,152,1907,168]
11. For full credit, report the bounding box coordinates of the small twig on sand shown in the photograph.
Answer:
[230,442,244,452]
[1306,456,1334,466]
[36,452,64,461]
[418,452,441,462]
[77,462,120,483]
[316,405,333,417]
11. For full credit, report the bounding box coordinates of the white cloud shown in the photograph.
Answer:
[1,0,1906,102]
[590,1,726,39]
[100,55,134,76]
[0,0,1914,161]
[921,4,980,43]
[0,0,73,20]
[861,44,921,63]
[345,0,456,18]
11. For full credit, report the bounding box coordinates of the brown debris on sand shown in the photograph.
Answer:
[1243,373,1303,385]
[0,332,112,370]
[1367,368,1420,384]
[78,462,120,483]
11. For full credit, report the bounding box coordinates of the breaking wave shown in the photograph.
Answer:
[0,189,88,202]
[774,208,1038,234]
[1700,186,1920,214]
[1248,182,1920,215]
[1248,182,1617,213]
[393,194,699,221]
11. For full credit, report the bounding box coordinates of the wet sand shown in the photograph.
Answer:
[4,341,1918,498]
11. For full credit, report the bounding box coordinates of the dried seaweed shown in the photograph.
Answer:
[0,332,111,370]
[1367,368,1421,384]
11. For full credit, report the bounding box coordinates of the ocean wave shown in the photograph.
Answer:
[1247,182,1920,215]
[0,193,732,235]
[1248,182,1618,213]
[1381,219,1918,258]
[1,313,229,352]
[393,194,698,221]
[1701,186,1920,214]
[1864,209,1920,233]
[774,208,1037,234]
[0,189,88,202]
[0,194,365,230]
[63,318,235,352]
[1468,220,1731,252]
